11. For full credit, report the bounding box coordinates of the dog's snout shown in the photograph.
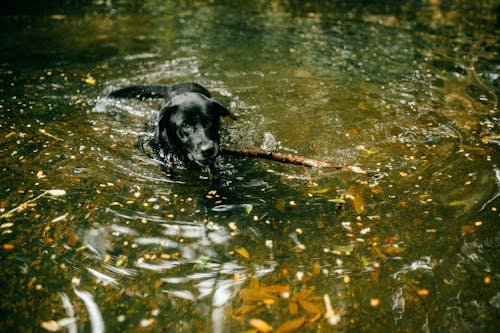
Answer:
[200,143,216,158]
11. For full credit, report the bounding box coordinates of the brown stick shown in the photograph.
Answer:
[221,146,378,176]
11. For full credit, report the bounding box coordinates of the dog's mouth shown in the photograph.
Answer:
[188,146,219,166]
[191,156,215,166]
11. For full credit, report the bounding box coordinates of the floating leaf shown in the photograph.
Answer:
[332,244,354,254]
[417,288,429,296]
[360,255,370,268]
[481,135,500,144]
[41,320,61,332]
[245,204,253,214]
[50,14,66,20]
[39,128,63,141]
[153,279,164,290]
[235,246,250,259]
[383,246,406,256]
[328,198,347,204]
[84,76,96,85]
[309,188,332,194]
[449,200,467,207]
[276,317,306,333]
[46,189,66,197]
[249,318,272,333]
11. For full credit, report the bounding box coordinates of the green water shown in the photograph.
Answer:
[1,1,499,332]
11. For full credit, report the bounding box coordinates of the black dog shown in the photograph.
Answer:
[108,82,236,167]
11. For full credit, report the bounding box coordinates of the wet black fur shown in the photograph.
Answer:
[108,82,236,167]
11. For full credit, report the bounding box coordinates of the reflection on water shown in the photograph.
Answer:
[1,0,499,332]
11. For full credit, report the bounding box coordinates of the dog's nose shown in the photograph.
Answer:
[200,143,216,158]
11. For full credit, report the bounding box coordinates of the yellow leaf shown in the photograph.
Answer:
[417,288,429,296]
[239,289,275,304]
[84,76,96,85]
[308,188,331,194]
[352,194,365,214]
[276,317,305,333]
[234,304,259,316]
[461,225,474,234]
[298,299,322,314]
[290,289,313,302]
[289,301,298,315]
[260,285,291,294]
[383,246,406,256]
[358,101,368,110]
[235,246,250,259]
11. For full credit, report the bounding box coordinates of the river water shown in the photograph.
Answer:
[1,1,499,332]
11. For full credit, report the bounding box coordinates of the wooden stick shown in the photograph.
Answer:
[220,146,379,176]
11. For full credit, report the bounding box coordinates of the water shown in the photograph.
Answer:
[1,1,499,332]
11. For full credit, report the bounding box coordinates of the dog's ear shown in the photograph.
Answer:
[158,105,178,130]
[212,99,237,120]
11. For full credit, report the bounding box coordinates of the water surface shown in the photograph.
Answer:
[1,1,499,332]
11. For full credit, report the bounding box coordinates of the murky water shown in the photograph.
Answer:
[1,1,499,332]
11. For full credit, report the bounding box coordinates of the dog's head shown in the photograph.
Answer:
[158,93,236,166]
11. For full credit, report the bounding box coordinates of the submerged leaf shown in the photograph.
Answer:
[371,265,381,285]
[276,317,306,333]
[352,194,365,214]
[290,289,313,302]
[275,200,286,213]
[461,225,474,234]
[289,301,299,315]
[298,299,322,314]
[234,304,259,316]
[260,285,291,294]
[239,289,275,303]
[383,246,406,256]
